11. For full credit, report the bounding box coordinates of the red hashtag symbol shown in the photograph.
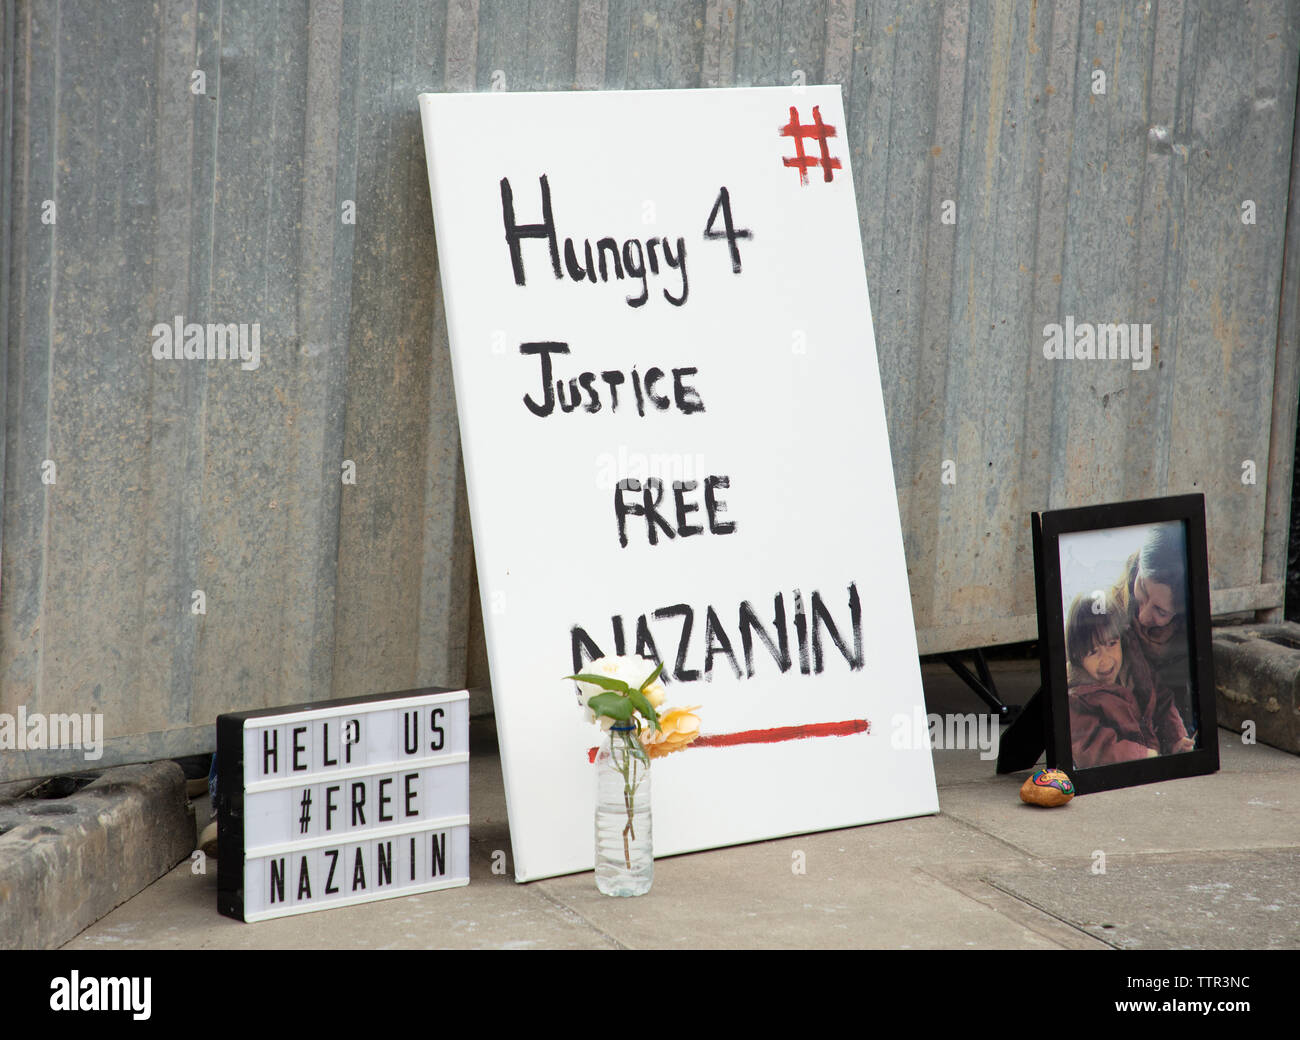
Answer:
[779,105,841,185]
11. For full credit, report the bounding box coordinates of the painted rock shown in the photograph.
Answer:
[1020,768,1075,807]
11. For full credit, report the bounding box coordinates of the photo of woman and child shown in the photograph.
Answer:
[1059,521,1199,770]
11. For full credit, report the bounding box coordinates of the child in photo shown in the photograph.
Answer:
[1065,592,1191,769]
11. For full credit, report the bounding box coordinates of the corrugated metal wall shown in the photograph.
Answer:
[2,0,1297,779]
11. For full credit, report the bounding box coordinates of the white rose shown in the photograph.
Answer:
[572,654,664,726]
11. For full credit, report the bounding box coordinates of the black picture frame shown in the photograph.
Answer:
[1032,493,1219,795]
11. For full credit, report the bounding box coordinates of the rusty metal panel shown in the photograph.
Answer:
[2,0,1297,778]
[0,0,481,779]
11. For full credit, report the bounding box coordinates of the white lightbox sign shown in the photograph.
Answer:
[217,688,469,922]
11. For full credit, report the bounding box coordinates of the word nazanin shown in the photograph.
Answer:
[572,582,864,682]
[260,827,456,908]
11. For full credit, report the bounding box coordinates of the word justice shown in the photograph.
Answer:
[520,342,705,418]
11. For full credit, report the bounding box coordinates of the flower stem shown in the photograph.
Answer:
[616,729,638,870]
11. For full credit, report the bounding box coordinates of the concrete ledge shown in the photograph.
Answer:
[1214,622,1300,754]
[0,762,195,949]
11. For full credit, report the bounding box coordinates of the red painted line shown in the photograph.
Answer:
[694,718,869,748]
[586,718,869,761]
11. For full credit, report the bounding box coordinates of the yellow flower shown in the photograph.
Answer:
[640,706,702,759]
[643,677,667,710]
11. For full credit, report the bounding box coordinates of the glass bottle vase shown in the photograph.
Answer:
[594,723,653,896]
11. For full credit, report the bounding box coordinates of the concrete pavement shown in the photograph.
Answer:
[61,660,1300,950]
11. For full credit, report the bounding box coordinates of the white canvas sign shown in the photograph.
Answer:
[418,86,937,882]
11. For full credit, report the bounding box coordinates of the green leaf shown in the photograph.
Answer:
[565,673,630,694]
[627,688,661,731]
[586,692,634,721]
[637,661,665,692]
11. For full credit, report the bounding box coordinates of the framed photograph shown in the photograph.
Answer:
[1031,494,1219,795]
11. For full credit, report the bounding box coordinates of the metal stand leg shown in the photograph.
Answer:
[996,686,1046,774]
[939,648,1023,722]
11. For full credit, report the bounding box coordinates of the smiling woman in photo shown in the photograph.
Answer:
[1109,522,1197,737]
